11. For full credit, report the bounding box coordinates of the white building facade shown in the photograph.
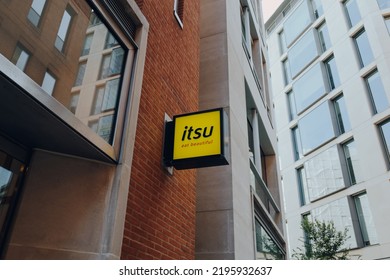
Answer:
[266,0,390,259]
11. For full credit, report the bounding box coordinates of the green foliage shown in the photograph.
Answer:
[292,218,350,260]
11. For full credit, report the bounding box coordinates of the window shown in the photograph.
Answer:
[377,0,390,9]
[69,92,79,114]
[27,0,46,27]
[324,55,340,90]
[293,63,326,113]
[283,1,312,46]
[74,61,87,87]
[385,17,390,34]
[99,48,125,79]
[11,44,30,71]
[333,95,351,134]
[282,59,292,86]
[91,79,120,115]
[304,145,344,201]
[174,0,184,28]
[105,33,119,49]
[311,197,357,249]
[255,218,284,259]
[289,29,319,78]
[297,167,309,205]
[317,22,331,52]
[279,30,287,54]
[89,12,102,26]
[55,6,74,52]
[81,33,93,56]
[353,29,374,68]
[365,70,389,114]
[287,91,297,121]
[378,119,390,164]
[299,102,335,154]
[310,0,323,19]
[353,193,378,246]
[292,126,303,160]
[41,71,56,96]
[342,140,362,185]
[344,0,361,28]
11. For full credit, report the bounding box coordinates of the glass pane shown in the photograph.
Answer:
[366,70,389,114]
[354,193,379,246]
[42,72,56,95]
[345,0,361,27]
[294,63,326,113]
[317,22,331,52]
[325,56,340,90]
[377,0,390,9]
[386,17,390,34]
[304,145,344,201]
[311,197,357,249]
[299,102,335,154]
[379,120,390,162]
[81,33,93,56]
[343,140,362,185]
[292,126,303,160]
[283,59,292,85]
[11,45,30,72]
[297,167,309,205]
[289,29,319,78]
[283,1,312,46]
[333,95,351,134]
[279,30,287,54]
[255,219,284,259]
[310,0,323,19]
[28,0,46,26]
[74,62,86,87]
[354,30,374,68]
[287,91,297,121]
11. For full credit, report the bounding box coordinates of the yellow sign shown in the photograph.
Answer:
[173,110,221,160]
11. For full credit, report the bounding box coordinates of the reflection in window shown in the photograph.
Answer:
[324,55,340,90]
[304,145,344,201]
[293,63,326,113]
[42,71,56,96]
[353,193,378,246]
[377,0,390,9]
[28,0,46,27]
[289,29,319,78]
[282,59,292,86]
[81,33,94,56]
[378,119,390,164]
[55,6,74,52]
[333,95,351,134]
[283,1,312,46]
[74,61,86,87]
[69,92,79,114]
[353,29,374,68]
[365,70,389,114]
[292,126,303,160]
[255,218,284,259]
[343,140,361,185]
[317,22,331,53]
[311,197,357,249]
[299,102,335,155]
[344,0,361,28]
[174,0,184,28]
[297,167,309,205]
[99,48,125,79]
[105,33,119,49]
[287,91,297,121]
[310,0,323,19]
[11,44,30,71]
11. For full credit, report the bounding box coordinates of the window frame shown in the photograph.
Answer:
[353,28,374,69]
[364,69,389,114]
[173,0,184,29]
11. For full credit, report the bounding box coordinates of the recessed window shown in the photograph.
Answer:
[317,22,331,53]
[81,33,93,56]
[55,6,75,52]
[287,91,297,121]
[297,167,309,205]
[353,193,378,246]
[385,17,390,34]
[377,0,390,9]
[27,0,46,27]
[310,0,323,19]
[282,59,292,86]
[333,94,351,134]
[324,55,340,90]
[292,126,303,161]
[342,139,361,185]
[279,30,287,54]
[353,29,374,68]
[378,119,390,164]
[74,61,87,87]
[41,71,56,96]
[344,0,361,28]
[365,69,389,114]
[174,0,184,28]
[11,44,30,72]
[99,48,125,80]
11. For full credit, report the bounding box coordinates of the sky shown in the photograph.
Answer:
[262,0,284,21]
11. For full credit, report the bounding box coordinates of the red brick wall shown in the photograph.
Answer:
[121,0,200,260]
